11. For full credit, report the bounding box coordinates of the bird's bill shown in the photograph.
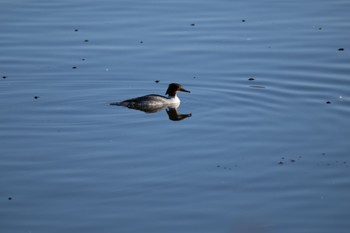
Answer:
[179,87,191,93]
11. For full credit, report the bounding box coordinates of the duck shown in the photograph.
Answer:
[110,83,191,109]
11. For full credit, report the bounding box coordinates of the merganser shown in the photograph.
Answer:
[110,83,191,110]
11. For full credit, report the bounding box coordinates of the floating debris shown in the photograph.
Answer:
[338,48,344,51]
[242,19,246,22]
[2,76,6,79]
[216,164,237,170]
[278,156,300,165]
[84,39,89,42]
[324,160,348,168]
[74,29,79,32]
[34,96,39,99]
[326,101,331,104]
[191,23,195,26]
[155,80,159,83]
[8,197,12,200]
[72,66,77,69]
[248,77,255,81]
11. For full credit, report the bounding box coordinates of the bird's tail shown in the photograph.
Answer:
[110,102,122,106]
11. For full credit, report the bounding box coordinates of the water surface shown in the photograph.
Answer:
[1,0,350,232]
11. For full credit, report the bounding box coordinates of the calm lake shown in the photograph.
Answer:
[1,0,350,232]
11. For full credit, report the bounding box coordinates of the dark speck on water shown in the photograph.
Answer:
[326,101,331,104]
[217,164,235,171]
[34,96,39,99]
[140,41,143,44]
[2,76,6,79]
[338,48,344,51]
[72,66,77,69]
[242,19,246,22]
[278,161,284,165]
[74,29,78,32]
[84,39,89,42]
[8,197,12,200]
[155,80,159,83]
[248,77,255,81]
[191,23,195,26]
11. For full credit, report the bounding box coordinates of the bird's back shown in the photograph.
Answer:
[110,94,168,107]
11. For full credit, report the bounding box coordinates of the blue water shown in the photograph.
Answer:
[1,0,350,232]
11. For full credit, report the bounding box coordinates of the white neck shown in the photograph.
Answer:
[168,95,180,103]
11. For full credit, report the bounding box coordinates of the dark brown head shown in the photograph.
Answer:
[165,83,191,97]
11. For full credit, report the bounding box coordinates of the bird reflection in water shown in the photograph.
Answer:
[113,102,192,121]
[166,105,192,121]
